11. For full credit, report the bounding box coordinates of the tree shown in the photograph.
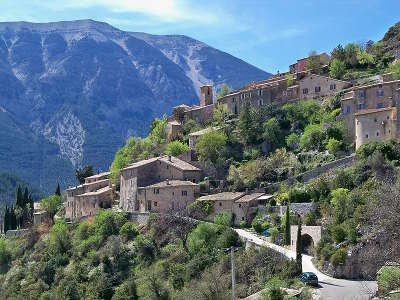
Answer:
[213,103,229,126]
[388,60,400,80]
[40,195,62,224]
[344,43,360,68]
[329,59,345,79]
[216,83,232,99]
[195,130,227,164]
[237,100,254,144]
[300,124,324,151]
[331,44,345,61]
[306,51,322,74]
[286,73,294,86]
[286,133,299,151]
[326,138,343,156]
[3,206,9,233]
[357,50,375,67]
[48,220,70,255]
[55,184,61,196]
[165,140,189,157]
[263,118,283,150]
[9,206,16,230]
[214,212,231,227]
[0,238,11,268]
[284,205,291,246]
[16,185,23,208]
[75,165,94,184]
[296,219,302,273]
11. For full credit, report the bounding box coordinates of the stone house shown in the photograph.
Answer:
[84,171,110,184]
[196,192,268,226]
[217,73,350,116]
[137,179,199,213]
[64,175,114,221]
[298,73,351,100]
[289,52,330,74]
[188,127,217,150]
[120,155,202,213]
[341,75,400,147]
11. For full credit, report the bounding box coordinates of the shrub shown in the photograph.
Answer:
[0,238,11,269]
[319,244,335,263]
[331,225,347,244]
[270,227,280,244]
[119,222,138,241]
[289,188,311,203]
[330,248,347,266]
[214,212,231,227]
[240,220,249,228]
[326,138,342,156]
[329,59,345,79]
[303,210,317,226]
[252,218,264,234]
[378,266,400,294]
[216,228,240,249]
[300,124,324,151]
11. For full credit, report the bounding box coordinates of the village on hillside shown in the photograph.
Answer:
[2,44,400,299]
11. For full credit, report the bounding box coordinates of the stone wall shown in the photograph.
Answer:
[290,225,322,252]
[5,229,29,239]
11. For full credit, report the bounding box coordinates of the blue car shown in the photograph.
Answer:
[299,272,319,286]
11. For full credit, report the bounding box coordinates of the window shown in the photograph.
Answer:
[366,134,369,139]
[238,204,241,208]
[302,88,308,94]
[358,90,366,98]
[374,118,377,122]
[192,179,196,183]
[166,165,169,169]
[232,98,235,103]
[376,89,384,97]
[315,86,321,93]
[182,190,188,196]
[347,105,351,113]
[330,84,336,90]
[258,89,263,96]
[219,202,222,207]
[241,217,244,221]
[154,201,158,207]
[258,98,264,106]
[376,131,380,137]
[153,188,159,194]
[387,116,390,120]
[377,103,383,109]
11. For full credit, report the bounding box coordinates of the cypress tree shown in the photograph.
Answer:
[29,193,34,219]
[296,218,303,273]
[10,206,17,230]
[284,205,291,246]
[4,206,9,233]
[55,184,61,196]
[16,185,23,207]
[23,187,29,226]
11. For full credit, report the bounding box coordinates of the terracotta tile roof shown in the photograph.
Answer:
[140,180,198,189]
[235,193,265,203]
[197,192,245,202]
[354,107,395,116]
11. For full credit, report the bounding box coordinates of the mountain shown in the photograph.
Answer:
[0,19,270,194]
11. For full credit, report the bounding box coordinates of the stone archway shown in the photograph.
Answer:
[301,233,314,255]
[291,225,322,254]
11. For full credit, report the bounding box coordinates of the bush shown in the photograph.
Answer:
[330,248,347,266]
[303,211,317,226]
[251,217,268,234]
[378,266,400,294]
[326,138,342,156]
[300,124,324,151]
[0,238,11,269]
[119,222,138,241]
[331,225,347,244]
[289,188,311,203]
[319,244,335,263]
[214,212,231,227]
[240,220,249,228]
[270,227,280,244]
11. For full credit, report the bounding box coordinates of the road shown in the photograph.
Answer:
[235,229,377,300]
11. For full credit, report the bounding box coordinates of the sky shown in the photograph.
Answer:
[1,0,400,73]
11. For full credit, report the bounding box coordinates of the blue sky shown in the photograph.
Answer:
[1,0,399,72]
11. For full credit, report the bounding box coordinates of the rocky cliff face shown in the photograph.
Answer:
[0,19,270,194]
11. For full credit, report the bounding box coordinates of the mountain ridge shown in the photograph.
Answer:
[0,19,271,195]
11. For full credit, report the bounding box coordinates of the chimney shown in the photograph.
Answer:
[168,155,172,162]
[166,179,170,185]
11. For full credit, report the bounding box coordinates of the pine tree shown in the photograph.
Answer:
[29,193,34,220]
[296,218,303,273]
[284,205,291,246]
[55,184,61,196]
[23,187,29,226]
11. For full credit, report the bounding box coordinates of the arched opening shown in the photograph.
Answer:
[301,234,314,255]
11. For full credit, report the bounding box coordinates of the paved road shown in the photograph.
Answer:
[235,229,377,300]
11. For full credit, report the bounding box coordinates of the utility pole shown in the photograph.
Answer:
[231,246,235,300]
